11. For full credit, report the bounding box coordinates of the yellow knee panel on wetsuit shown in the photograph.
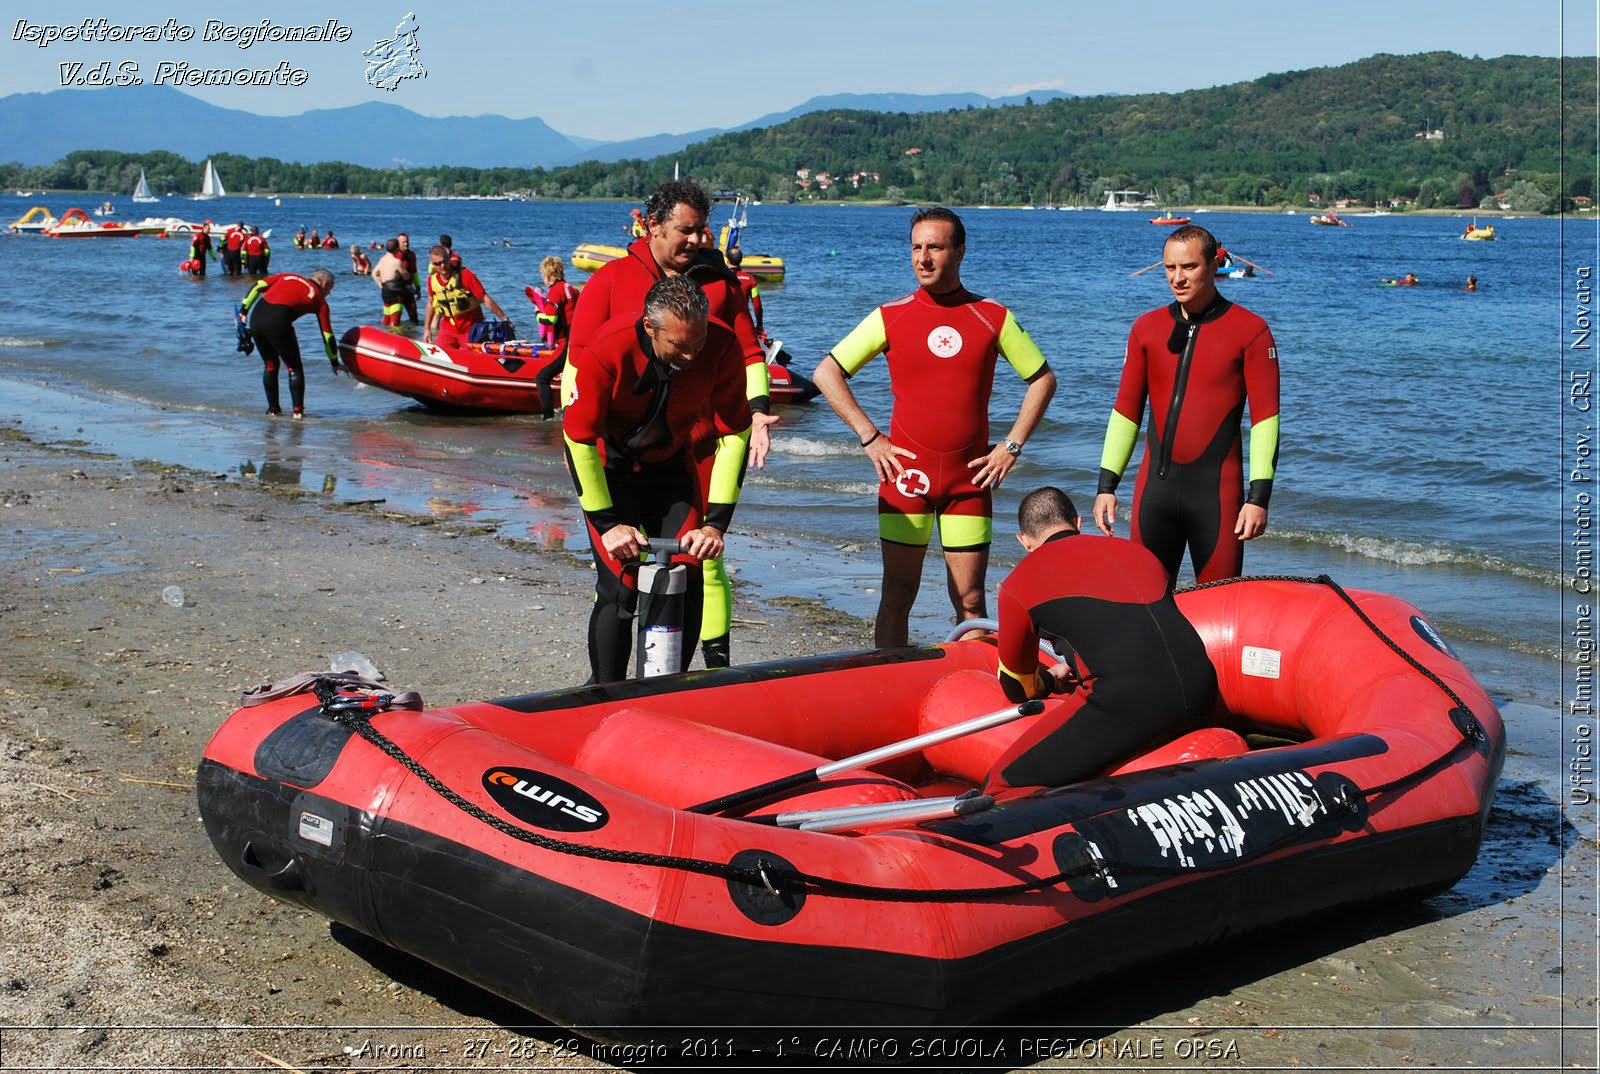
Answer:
[938,513,993,550]
[880,511,935,546]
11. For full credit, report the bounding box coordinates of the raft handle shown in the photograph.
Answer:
[240,841,305,892]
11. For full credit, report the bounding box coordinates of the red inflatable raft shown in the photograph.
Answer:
[335,326,561,412]
[338,325,817,412]
[197,578,1502,1040]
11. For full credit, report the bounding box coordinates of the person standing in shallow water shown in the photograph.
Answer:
[1093,224,1280,586]
[238,267,341,419]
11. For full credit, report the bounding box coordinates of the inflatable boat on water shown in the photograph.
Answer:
[572,242,786,282]
[337,326,817,412]
[198,577,1502,1039]
[337,327,562,413]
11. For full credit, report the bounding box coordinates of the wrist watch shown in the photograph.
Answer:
[1001,438,1023,456]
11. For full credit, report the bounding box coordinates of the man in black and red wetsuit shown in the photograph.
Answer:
[565,179,775,670]
[813,207,1057,648]
[243,228,270,276]
[238,268,340,418]
[1094,224,1280,585]
[222,222,245,278]
[562,275,752,684]
[987,487,1216,790]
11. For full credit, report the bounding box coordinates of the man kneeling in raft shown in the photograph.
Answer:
[985,487,1218,789]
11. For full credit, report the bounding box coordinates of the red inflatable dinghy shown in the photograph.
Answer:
[336,326,562,413]
[198,578,1503,1042]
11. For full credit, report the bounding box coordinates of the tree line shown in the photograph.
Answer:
[2,52,1591,213]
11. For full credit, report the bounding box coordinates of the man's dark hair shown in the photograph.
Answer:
[644,179,711,227]
[726,246,743,268]
[909,206,965,247]
[1017,487,1079,539]
[1165,224,1218,264]
[643,274,710,328]
[384,238,400,254]
[439,233,453,249]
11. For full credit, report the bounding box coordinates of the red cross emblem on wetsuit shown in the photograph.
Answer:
[894,468,931,498]
[927,325,963,358]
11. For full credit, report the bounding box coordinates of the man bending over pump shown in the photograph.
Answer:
[985,487,1218,790]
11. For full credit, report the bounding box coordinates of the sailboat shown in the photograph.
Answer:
[194,159,225,201]
[132,170,159,203]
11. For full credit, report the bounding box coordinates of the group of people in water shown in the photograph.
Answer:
[292,226,339,250]
[183,221,270,278]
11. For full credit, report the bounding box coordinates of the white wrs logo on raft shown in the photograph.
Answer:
[927,326,963,358]
[483,767,609,832]
[894,469,931,498]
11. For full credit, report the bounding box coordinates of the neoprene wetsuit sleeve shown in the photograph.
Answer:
[828,307,888,376]
[239,279,269,316]
[1097,327,1149,495]
[995,581,1044,704]
[724,291,771,415]
[316,301,338,364]
[705,339,755,532]
[560,346,624,534]
[997,310,1048,379]
[1244,325,1281,507]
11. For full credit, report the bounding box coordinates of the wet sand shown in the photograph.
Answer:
[0,427,1592,1071]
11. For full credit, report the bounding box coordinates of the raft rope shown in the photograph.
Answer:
[317,574,1487,902]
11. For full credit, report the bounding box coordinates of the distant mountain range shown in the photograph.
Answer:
[0,86,1077,170]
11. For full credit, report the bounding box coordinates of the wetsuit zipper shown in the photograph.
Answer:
[1158,319,1199,479]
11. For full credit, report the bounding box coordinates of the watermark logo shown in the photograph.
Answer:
[363,12,425,92]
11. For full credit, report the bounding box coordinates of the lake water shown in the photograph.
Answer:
[0,194,1586,712]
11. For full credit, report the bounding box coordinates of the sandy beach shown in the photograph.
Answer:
[0,426,1592,1072]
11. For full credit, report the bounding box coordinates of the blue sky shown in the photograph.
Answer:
[1,1,1594,140]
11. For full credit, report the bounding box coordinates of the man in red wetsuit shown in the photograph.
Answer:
[423,249,513,349]
[813,207,1057,648]
[1094,224,1280,585]
[566,179,776,670]
[987,487,1216,789]
[238,267,340,418]
[222,222,245,278]
[243,228,270,276]
[568,180,773,463]
[562,275,752,683]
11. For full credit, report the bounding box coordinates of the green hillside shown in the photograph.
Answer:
[4,52,1593,211]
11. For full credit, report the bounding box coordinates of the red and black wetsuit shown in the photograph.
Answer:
[189,230,212,277]
[990,532,1217,789]
[562,314,751,682]
[222,228,244,277]
[243,233,269,276]
[1098,295,1280,584]
[240,274,335,415]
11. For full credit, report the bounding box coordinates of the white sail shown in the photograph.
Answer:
[132,170,158,203]
[195,160,225,200]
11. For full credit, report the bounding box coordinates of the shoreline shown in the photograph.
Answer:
[0,428,1590,1070]
[3,190,1563,219]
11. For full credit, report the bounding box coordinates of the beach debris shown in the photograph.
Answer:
[329,650,385,681]
[160,585,186,608]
